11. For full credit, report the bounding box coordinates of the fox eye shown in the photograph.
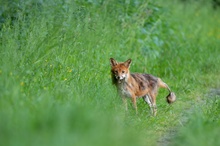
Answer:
[122,71,125,73]
[114,71,118,74]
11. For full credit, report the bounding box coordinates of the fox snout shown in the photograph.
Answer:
[115,74,126,82]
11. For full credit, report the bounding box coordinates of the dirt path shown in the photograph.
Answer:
[157,108,192,146]
[157,88,220,146]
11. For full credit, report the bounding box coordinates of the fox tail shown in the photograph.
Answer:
[158,78,176,104]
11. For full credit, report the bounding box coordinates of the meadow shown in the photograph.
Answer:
[0,0,220,146]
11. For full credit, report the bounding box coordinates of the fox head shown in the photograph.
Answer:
[110,58,132,84]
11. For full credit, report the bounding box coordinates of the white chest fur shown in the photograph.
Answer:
[117,82,132,98]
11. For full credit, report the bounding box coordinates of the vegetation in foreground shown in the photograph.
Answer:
[0,0,220,146]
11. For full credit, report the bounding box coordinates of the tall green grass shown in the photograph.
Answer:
[0,0,220,146]
[158,1,220,145]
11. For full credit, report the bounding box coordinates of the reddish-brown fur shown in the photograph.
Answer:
[110,58,176,116]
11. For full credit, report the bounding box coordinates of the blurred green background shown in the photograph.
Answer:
[0,0,220,146]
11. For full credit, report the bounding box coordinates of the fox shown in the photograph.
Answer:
[110,58,176,116]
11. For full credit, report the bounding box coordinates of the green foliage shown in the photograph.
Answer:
[0,0,220,146]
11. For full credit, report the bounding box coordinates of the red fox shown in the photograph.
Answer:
[110,58,176,116]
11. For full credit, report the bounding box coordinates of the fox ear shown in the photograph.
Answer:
[124,59,132,68]
[110,58,118,67]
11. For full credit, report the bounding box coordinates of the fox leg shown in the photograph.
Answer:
[143,94,153,114]
[149,93,157,116]
[122,96,128,111]
[131,95,138,114]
